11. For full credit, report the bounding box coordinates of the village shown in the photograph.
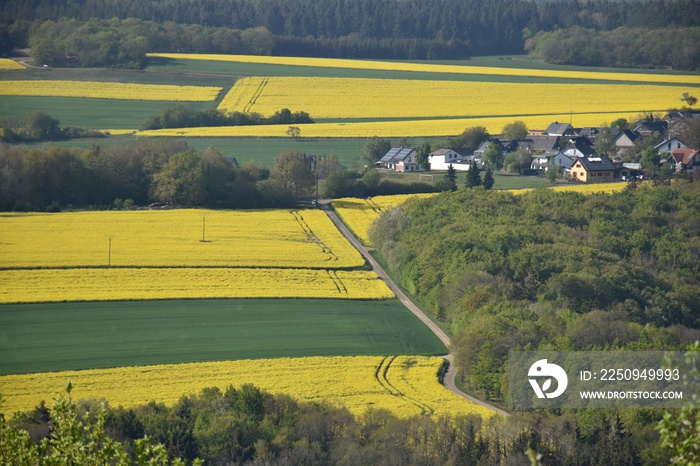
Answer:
[375,111,700,182]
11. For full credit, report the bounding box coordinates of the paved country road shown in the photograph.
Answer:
[320,201,509,417]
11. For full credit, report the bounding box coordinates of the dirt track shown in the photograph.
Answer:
[320,201,509,417]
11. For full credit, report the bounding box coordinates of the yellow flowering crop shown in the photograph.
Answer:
[0,80,221,101]
[0,209,363,269]
[0,58,25,70]
[218,77,690,120]
[511,182,628,195]
[0,356,496,419]
[138,113,638,139]
[334,194,437,245]
[0,268,393,303]
[147,53,700,85]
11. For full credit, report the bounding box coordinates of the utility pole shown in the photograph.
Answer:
[201,215,206,242]
[107,235,113,267]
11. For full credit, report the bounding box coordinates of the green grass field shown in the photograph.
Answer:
[0,298,447,375]
[0,96,216,129]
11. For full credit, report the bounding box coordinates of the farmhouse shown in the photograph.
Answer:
[377,147,422,172]
[570,156,615,182]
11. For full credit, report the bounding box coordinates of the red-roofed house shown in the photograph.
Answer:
[667,149,700,174]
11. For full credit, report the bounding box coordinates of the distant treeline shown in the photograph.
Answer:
[143,106,313,131]
[526,26,700,71]
[2,0,699,62]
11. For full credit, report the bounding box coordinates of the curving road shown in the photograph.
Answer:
[320,201,509,417]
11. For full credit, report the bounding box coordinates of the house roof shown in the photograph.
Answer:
[379,147,415,163]
[671,148,699,165]
[576,156,615,171]
[531,135,560,151]
[430,147,471,157]
[633,119,668,135]
[565,137,596,156]
[615,129,641,144]
[545,122,574,135]
[476,139,504,152]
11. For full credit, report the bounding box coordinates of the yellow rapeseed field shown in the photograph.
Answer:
[0,356,496,419]
[0,268,393,303]
[147,53,700,85]
[138,112,638,139]
[0,209,363,269]
[218,76,690,120]
[334,194,436,245]
[0,58,25,70]
[0,80,221,101]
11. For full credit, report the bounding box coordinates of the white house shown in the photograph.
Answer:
[428,148,473,170]
[654,138,687,154]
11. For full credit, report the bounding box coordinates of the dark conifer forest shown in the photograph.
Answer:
[1,0,699,68]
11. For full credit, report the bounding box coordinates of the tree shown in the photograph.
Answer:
[503,149,532,174]
[0,384,201,465]
[639,146,661,172]
[269,151,315,200]
[315,153,341,180]
[445,164,457,191]
[594,126,615,156]
[24,111,63,141]
[482,143,504,171]
[657,342,700,466]
[362,137,391,167]
[457,126,489,150]
[416,142,431,171]
[611,118,629,130]
[501,120,528,140]
[286,126,301,140]
[153,150,206,206]
[483,168,494,190]
[323,169,358,197]
[465,160,481,188]
[680,92,697,107]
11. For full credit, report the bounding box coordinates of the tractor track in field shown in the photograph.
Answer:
[320,200,509,417]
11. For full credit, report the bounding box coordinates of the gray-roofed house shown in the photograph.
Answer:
[545,122,575,136]
[377,147,421,172]
[570,156,615,183]
[563,137,596,158]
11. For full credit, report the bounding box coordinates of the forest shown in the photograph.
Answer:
[1,0,699,65]
[369,181,700,402]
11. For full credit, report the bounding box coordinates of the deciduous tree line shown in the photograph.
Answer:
[0,140,335,211]
[526,26,700,71]
[5,380,694,465]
